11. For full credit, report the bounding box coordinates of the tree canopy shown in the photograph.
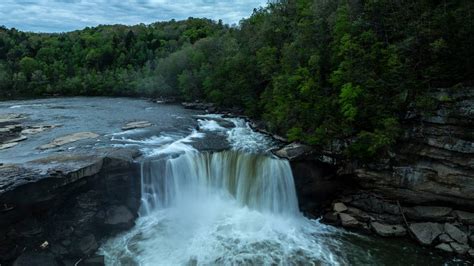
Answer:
[1,0,472,159]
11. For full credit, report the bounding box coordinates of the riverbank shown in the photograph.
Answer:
[269,86,474,261]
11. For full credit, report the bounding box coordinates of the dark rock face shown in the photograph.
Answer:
[409,223,443,245]
[273,143,313,161]
[370,222,406,237]
[352,87,474,208]
[0,148,141,265]
[103,205,135,231]
[13,252,58,266]
[444,223,468,245]
[288,158,346,215]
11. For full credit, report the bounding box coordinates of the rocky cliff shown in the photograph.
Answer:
[354,87,473,208]
[275,87,474,259]
[0,148,141,265]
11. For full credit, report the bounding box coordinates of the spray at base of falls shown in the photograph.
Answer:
[100,150,344,265]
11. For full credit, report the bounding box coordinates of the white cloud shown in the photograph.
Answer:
[0,0,268,32]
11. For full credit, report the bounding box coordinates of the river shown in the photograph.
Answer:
[0,98,461,265]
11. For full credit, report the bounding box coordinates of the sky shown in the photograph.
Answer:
[0,0,268,33]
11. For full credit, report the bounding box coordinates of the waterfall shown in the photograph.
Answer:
[100,130,343,265]
[139,150,299,216]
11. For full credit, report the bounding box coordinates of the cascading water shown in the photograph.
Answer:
[139,151,299,216]
[101,149,343,265]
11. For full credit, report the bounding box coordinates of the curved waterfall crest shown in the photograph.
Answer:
[139,150,300,216]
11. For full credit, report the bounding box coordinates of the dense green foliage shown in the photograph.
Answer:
[1,0,473,159]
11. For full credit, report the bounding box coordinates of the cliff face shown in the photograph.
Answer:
[277,87,474,259]
[354,87,474,208]
[0,148,141,264]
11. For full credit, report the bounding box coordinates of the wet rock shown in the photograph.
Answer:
[444,223,468,244]
[104,205,135,230]
[51,244,68,256]
[73,234,98,256]
[469,235,474,246]
[15,218,43,238]
[453,210,474,225]
[346,207,372,223]
[80,255,105,266]
[322,212,339,224]
[0,238,18,261]
[370,222,406,237]
[39,132,99,150]
[182,102,214,110]
[0,113,27,123]
[438,233,454,243]
[449,242,470,255]
[21,125,59,135]
[333,202,348,213]
[436,243,454,253]
[273,143,313,160]
[469,249,474,258]
[350,195,400,215]
[61,239,71,247]
[13,252,58,266]
[4,136,27,144]
[339,213,359,228]
[405,206,453,221]
[0,142,19,150]
[122,121,152,131]
[409,222,443,245]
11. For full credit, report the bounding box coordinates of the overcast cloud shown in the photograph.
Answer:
[0,0,268,33]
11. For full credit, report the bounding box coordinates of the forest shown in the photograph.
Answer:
[0,0,472,159]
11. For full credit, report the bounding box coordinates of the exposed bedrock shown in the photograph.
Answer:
[354,87,474,208]
[0,148,141,265]
[275,87,474,259]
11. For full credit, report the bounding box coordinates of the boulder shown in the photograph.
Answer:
[4,136,27,144]
[444,223,468,244]
[435,243,454,253]
[370,222,406,237]
[350,195,400,215]
[122,121,152,131]
[449,242,470,255]
[21,125,59,135]
[104,205,135,230]
[273,143,313,160]
[346,207,373,222]
[438,233,454,243]
[453,210,474,225]
[0,142,19,150]
[409,223,443,245]
[0,113,27,123]
[322,212,339,224]
[469,249,474,258]
[333,202,348,213]
[405,206,453,221]
[73,234,98,256]
[339,213,359,228]
[39,132,99,150]
[13,252,58,266]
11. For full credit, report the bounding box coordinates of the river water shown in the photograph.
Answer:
[0,98,463,265]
